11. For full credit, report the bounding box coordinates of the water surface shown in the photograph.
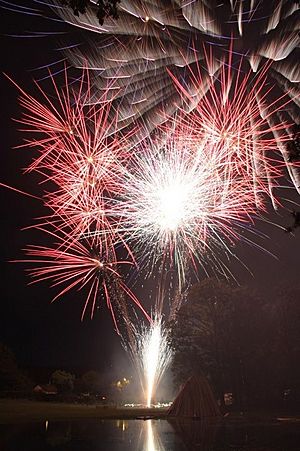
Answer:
[1,418,300,450]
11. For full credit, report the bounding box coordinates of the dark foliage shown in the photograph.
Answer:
[284,210,300,234]
[74,370,104,393]
[60,0,120,25]
[170,279,300,411]
[50,369,75,393]
[0,343,33,395]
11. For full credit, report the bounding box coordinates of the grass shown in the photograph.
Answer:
[0,399,168,423]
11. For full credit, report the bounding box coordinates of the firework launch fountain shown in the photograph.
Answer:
[132,316,173,407]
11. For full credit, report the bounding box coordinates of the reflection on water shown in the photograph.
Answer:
[46,421,72,447]
[144,419,164,451]
[169,418,218,450]
[116,419,129,431]
[1,417,300,451]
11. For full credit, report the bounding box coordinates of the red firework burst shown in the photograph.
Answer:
[7,68,135,240]
[5,68,149,331]
[17,226,150,333]
[167,45,298,208]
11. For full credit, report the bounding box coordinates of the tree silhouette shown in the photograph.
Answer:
[170,279,266,410]
[59,0,120,25]
[51,369,75,393]
[0,343,33,393]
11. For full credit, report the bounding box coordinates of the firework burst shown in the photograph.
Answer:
[4,52,299,336]
[118,129,263,284]
[18,227,150,332]
[5,69,151,330]
[7,69,134,241]
[168,49,296,204]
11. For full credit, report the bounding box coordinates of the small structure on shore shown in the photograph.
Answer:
[33,384,58,395]
[167,374,221,418]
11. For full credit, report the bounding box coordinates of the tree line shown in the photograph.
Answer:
[0,345,106,397]
[169,279,300,411]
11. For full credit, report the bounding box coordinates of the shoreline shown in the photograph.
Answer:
[0,399,168,424]
[1,399,300,425]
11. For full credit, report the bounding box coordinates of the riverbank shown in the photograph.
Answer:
[1,399,300,424]
[0,399,168,423]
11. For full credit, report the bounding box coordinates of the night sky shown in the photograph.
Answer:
[1,1,300,380]
[0,2,123,376]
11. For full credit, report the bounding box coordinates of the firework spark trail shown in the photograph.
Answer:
[17,226,150,332]
[47,0,300,165]
[132,314,173,407]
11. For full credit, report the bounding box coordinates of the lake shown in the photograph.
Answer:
[1,418,300,450]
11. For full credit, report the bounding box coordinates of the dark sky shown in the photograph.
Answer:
[0,1,300,379]
[0,1,124,376]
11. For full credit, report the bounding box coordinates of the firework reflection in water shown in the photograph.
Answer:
[132,315,173,407]
[145,420,164,451]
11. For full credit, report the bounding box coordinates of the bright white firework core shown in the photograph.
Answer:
[155,180,190,231]
[123,150,201,243]
[119,134,260,284]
